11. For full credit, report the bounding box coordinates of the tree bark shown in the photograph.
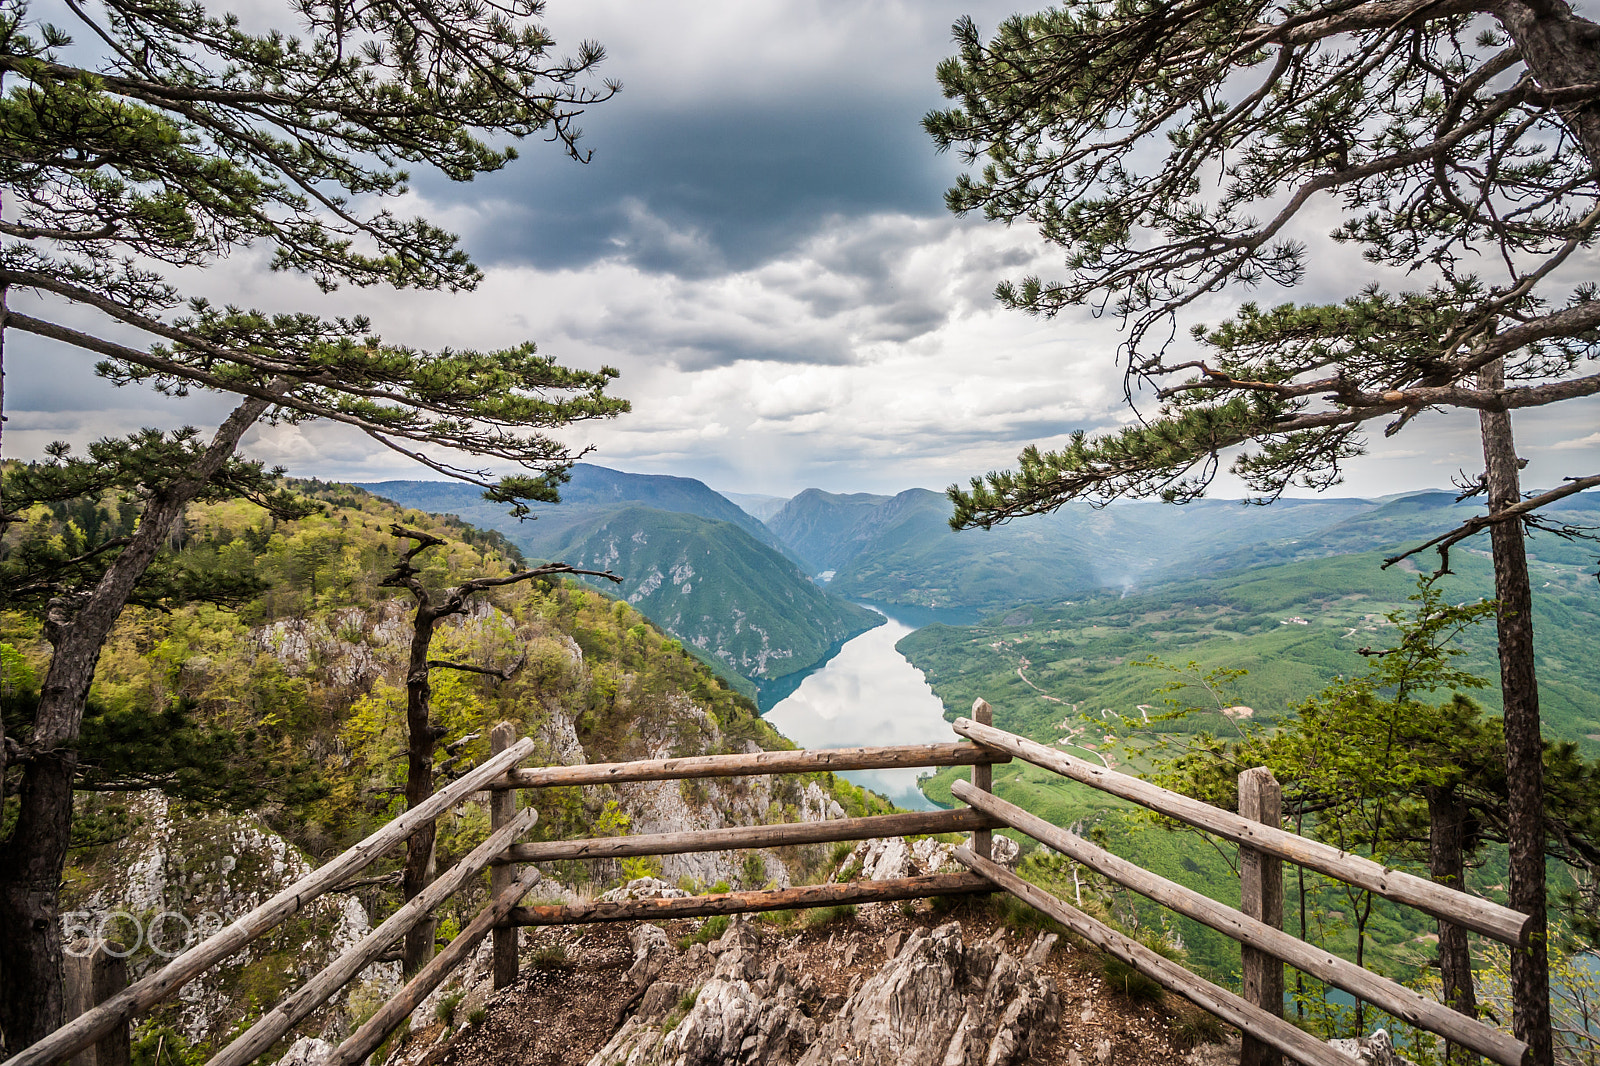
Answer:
[401,604,442,973]
[0,389,279,1049]
[1426,784,1479,1066]
[1492,0,1600,171]
[1478,360,1553,1066]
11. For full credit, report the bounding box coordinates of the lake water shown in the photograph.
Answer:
[762,606,956,810]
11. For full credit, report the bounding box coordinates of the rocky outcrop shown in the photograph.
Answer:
[796,922,1058,1066]
[836,833,1016,883]
[62,793,399,1047]
[1328,1030,1418,1065]
[582,919,1059,1066]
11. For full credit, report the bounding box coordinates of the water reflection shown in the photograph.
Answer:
[762,607,953,810]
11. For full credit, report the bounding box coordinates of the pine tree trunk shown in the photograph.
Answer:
[0,392,275,1049]
[1425,784,1478,1065]
[1478,361,1553,1066]
[402,606,440,973]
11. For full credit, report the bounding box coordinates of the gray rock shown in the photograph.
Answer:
[1328,1030,1417,1065]
[601,877,692,903]
[629,923,676,990]
[588,920,1057,1066]
[989,835,1021,868]
[278,1037,333,1066]
[587,919,813,1066]
[796,922,1058,1066]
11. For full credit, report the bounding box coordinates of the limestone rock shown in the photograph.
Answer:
[586,918,814,1066]
[989,835,1021,868]
[278,1037,333,1066]
[586,919,1057,1066]
[629,923,677,990]
[842,835,961,882]
[1328,1030,1417,1066]
[796,922,1058,1066]
[601,877,693,903]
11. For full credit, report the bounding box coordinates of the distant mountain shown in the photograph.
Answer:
[762,487,1382,613]
[759,485,1600,615]
[365,464,797,560]
[767,488,898,574]
[359,469,878,696]
[520,506,880,689]
[720,491,791,523]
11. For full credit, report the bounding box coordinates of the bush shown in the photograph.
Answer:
[678,915,730,949]
[528,941,572,969]
[802,904,857,930]
[435,990,464,1026]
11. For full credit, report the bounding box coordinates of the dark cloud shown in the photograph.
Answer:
[416,94,957,276]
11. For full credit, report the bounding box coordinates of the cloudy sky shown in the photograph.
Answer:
[9,0,1599,501]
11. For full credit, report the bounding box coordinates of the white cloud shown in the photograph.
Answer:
[1550,432,1600,452]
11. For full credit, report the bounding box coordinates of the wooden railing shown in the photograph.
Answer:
[948,713,1532,1066]
[10,701,1534,1066]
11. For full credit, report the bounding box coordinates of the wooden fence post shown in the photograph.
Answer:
[490,722,520,989]
[1239,767,1284,1066]
[65,940,129,1066]
[971,699,994,861]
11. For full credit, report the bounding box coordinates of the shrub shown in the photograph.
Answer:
[677,915,730,949]
[802,904,857,930]
[529,941,572,970]
[435,990,464,1026]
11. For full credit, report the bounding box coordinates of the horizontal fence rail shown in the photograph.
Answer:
[952,781,1529,1066]
[954,846,1359,1066]
[21,707,1535,1066]
[506,872,994,926]
[496,807,1001,864]
[954,716,1531,945]
[491,741,1009,790]
[10,736,538,1066]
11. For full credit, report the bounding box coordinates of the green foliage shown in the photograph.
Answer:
[435,990,464,1027]
[678,916,730,949]
[363,473,877,691]
[130,1022,204,1066]
[528,942,572,970]
[801,904,857,929]
[34,484,869,926]
[618,856,662,883]
[929,2,1600,524]
[662,987,701,1035]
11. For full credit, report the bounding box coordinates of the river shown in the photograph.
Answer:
[761,606,957,810]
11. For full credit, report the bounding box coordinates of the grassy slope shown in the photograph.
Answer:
[903,536,1600,982]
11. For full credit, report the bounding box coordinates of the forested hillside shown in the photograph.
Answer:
[902,522,1600,986]
[0,480,886,1051]
[364,471,877,697]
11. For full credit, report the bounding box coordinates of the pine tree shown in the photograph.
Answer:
[927,7,1600,1058]
[0,0,627,1043]
[379,525,618,973]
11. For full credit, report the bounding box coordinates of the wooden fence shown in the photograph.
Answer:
[9,701,1534,1066]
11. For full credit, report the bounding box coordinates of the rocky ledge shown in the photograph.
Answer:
[411,899,1225,1066]
[372,897,1425,1066]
